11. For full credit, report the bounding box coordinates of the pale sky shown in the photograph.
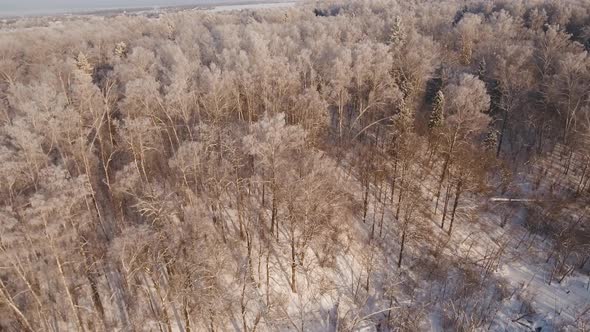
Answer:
[1,0,243,16]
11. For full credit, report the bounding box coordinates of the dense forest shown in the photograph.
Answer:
[1,0,590,331]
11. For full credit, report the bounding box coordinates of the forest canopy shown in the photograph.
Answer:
[1,0,590,331]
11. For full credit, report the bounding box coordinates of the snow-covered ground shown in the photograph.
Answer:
[317,143,590,331]
[422,144,590,331]
[138,145,589,331]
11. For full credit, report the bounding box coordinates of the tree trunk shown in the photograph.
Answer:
[427,134,440,166]
[577,159,588,194]
[142,277,158,322]
[257,233,263,288]
[241,276,248,332]
[395,165,405,221]
[262,181,265,207]
[9,258,45,326]
[291,232,297,293]
[246,230,255,282]
[236,182,245,240]
[435,133,456,213]
[266,248,270,306]
[441,180,452,229]
[183,299,191,332]
[564,148,574,176]
[537,124,543,154]
[86,261,105,322]
[365,264,371,291]
[106,264,130,330]
[579,255,589,269]
[45,216,84,332]
[390,158,397,205]
[338,91,344,139]
[497,109,509,157]
[152,276,173,332]
[362,179,370,224]
[0,278,35,332]
[448,179,463,236]
[370,181,382,240]
[55,252,85,331]
[274,200,280,241]
[270,193,276,234]
[378,188,387,238]
[558,265,576,284]
[398,227,407,268]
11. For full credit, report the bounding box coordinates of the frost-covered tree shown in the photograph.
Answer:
[75,51,93,75]
[484,128,499,152]
[493,43,535,157]
[549,51,590,144]
[1,1,590,330]
[428,90,445,130]
[114,41,128,58]
[434,74,490,212]
[243,113,306,237]
[389,17,406,47]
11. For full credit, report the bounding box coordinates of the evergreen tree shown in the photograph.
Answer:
[399,78,414,99]
[484,128,499,152]
[460,39,473,65]
[75,52,93,75]
[396,98,414,134]
[477,58,487,80]
[389,17,406,47]
[114,42,128,58]
[428,90,445,130]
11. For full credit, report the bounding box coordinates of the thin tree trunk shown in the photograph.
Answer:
[236,181,245,240]
[246,230,254,282]
[274,199,279,241]
[365,255,372,291]
[0,278,36,332]
[379,188,387,238]
[390,158,397,205]
[537,124,544,155]
[142,272,163,331]
[362,179,370,224]
[395,165,405,221]
[241,275,248,332]
[370,181,382,240]
[270,180,277,239]
[85,258,105,323]
[159,268,185,332]
[44,217,84,332]
[338,91,344,140]
[577,159,588,194]
[152,276,173,332]
[398,227,407,268]
[107,264,130,330]
[558,265,576,284]
[441,180,452,229]
[266,248,270,306]
[448,179,463,236]
[290,222,297,293]
[497,109,509,157]
[261,181,265,207]
[183,299,191,332]
[435,132,456,212]
[579,255,589,269]
[56,252,85,331]
[564,148,574,176]
[257,232,263,288]
[8,256,44,323]
[386,296,393,327]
